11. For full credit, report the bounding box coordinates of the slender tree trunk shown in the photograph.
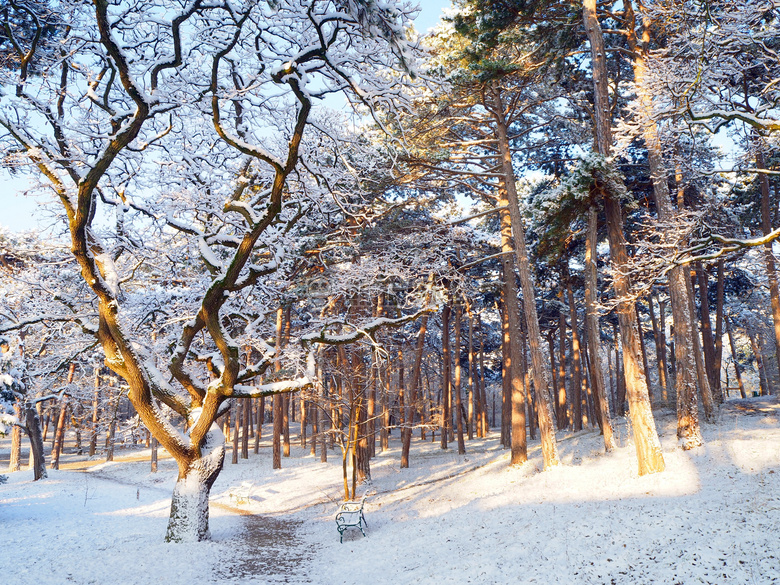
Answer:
[565,271,584,431]
[468,313,475,440]
[454,304,466,454]
[51,363,76,470]
[231,401,240,464]
[696,262,721,402]
[401,282,432,467]
[499,298,511,448]
[273,306,284,470]
[478,315,489,435]
[585,206,615,449]
[684,272,715,421]
[714,260,725,402]
[749,329,769,396]
[491,87,558,468]
[558,311,568,428]
[441,304,451,450]
[635,303,653,403]
[757,150,780,392]
[241,397,249,459]
[726,316,747,399]
[648,292,671,403]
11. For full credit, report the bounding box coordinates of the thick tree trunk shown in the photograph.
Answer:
[165,423,225,543]
[25,406,47,481]
[498,204,528,463]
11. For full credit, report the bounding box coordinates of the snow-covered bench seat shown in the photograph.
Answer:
[335,494,368,543]
[229,481,254,505]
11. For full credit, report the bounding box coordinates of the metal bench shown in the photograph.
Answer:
[335,494,368,543]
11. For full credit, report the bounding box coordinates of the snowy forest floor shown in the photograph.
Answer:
[1,397,779,585]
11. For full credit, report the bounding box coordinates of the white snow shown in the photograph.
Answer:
[1,398,779,584]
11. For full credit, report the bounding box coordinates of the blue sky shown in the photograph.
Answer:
[0,1,453,234]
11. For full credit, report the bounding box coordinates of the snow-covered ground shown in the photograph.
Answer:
[1,398,779,585]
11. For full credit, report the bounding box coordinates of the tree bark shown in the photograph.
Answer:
[491,86,558,468]
[165,422,225,542]
[726,316,747,399]
[454,304,466,454]
[696,262,721,402]
[441,303,451,450]
[585,206,615,450]
[565,270,584,431]
[757,149,780,393]
[497,207,528,463]
[25,406,47,481]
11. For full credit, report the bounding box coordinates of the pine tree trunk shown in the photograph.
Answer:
[231,401,240,464]
[441,304,451,450]
[565,272,584,431]
[587,0,664,472]
[757,150,780,393]
[714,260,726,402]
[585,205,615,450]
[454,304,466,455]
[748,329,769,396]
[648,292,671,404]
[151,435,158,472]
[468,313,475,440]
[726,316,747,399]
[696,263,721,402]
[497,205,528,463]
[9,402,22,471]
[499,297,511,448]
[635,303,653,403]
[558,311,569,429]
[273,306,284,469]
[491,85,558,468]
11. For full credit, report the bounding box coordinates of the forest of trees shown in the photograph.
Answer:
[1,0,779,544]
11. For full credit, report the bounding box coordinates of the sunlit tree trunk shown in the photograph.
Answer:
[441,303,451,450]
[491,87,558,468]
[497,204,527,463]
[454,304,466,454]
